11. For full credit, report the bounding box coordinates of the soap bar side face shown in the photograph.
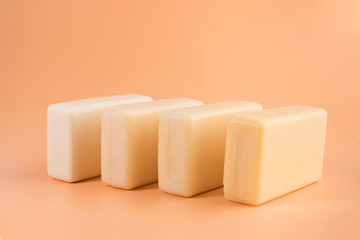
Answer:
[125,111,161,189]
[258,111,327,204]
[101,110,111,184]
[71,109,103,181]
[186,115,231,196]
[47,106,73,182]
[158,114,192,196]
[223,119,263,204]
[101,110,130,187]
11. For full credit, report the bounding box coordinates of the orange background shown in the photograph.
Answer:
[1,0,360,239]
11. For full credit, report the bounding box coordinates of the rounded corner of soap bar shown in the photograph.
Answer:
[175,98,203,104]
[47,103,62,114]
[101,178,117,189]
[182,193,196,198]
[251,102,263,110]
[318,108,327,118]
[47,103,56,112]
[141,95,154,101]
[48,173,76,183]
[224,194,263,206]
[103,181,136,190]
[228,116,265,129]
[232,101,263,110]
[163,189,194,198]
[47,103,75,115]
[135,95,153,103]
[158,184,171,196]
[194,100,204,105]
[47,164,80,183]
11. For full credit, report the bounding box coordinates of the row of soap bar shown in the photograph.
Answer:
[47,95,327,205]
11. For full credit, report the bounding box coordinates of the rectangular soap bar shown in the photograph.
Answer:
[47,95,153,182]
[158,101,263,197]
[101,98,203,189]
[223,105,327,205]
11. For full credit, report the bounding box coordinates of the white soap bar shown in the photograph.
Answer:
[101,98,203,189]
[47,95,152,182]
[223,106,327,205]
[158,101,263,197]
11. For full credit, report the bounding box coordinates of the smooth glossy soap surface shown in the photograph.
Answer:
[158,101,263,197]
[47,95,153,182]
[223,106,327,205]
[101,98,203,189]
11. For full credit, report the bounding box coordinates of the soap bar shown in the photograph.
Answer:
[101,98,203,189]
[223,106,327,205]
[47,95,153,182]
[158,101,263,197]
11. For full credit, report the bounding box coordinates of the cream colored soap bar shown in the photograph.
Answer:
[101,98,203,189]
[158,101,263,197]
[47,95,152,182]
[223,106,327,205]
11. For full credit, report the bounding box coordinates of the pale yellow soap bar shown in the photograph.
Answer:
[47,95,153,182]
[101,98,203,189]
[158,101,263,197]
[223,106,327,205]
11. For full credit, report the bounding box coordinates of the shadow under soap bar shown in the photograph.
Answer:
[47,95,153,182]
[223,105,327,205]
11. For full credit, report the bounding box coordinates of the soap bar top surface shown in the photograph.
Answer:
[231,105,326,124]
[103,98,203,114]
[48,94,152,112]
[161,101,263,118]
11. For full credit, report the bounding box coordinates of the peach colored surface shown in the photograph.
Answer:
[1,0,359,239]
